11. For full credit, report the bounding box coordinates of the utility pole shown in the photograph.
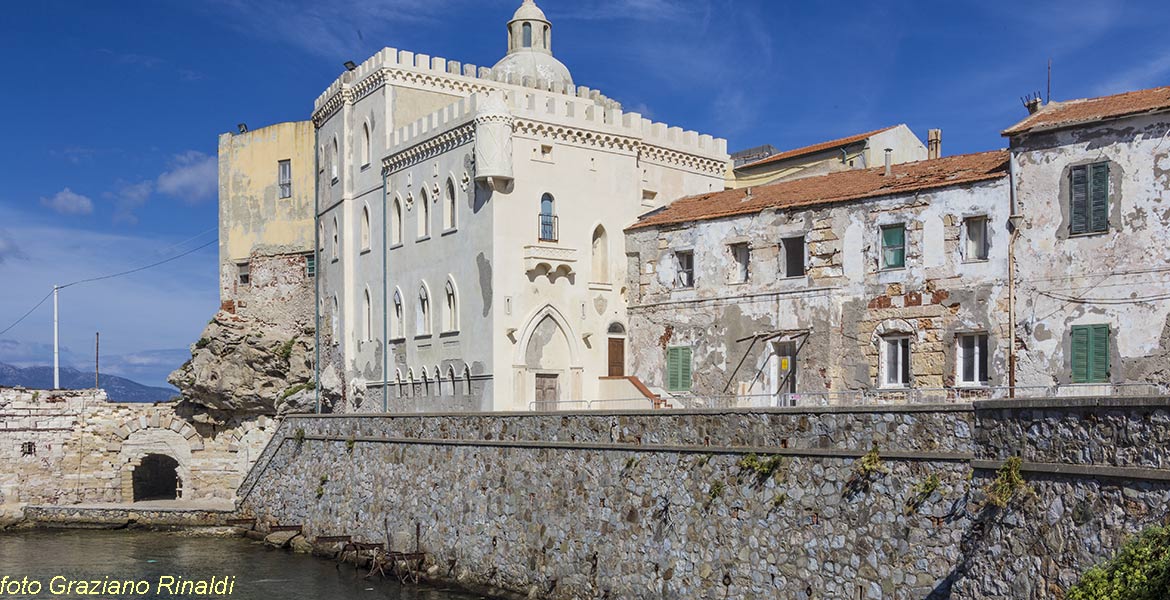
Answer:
[95,332,100,389]
[53,285,60,390]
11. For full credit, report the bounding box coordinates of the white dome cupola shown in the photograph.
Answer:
[493,0,574,87]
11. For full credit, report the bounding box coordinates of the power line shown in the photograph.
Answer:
[0,290,54,337]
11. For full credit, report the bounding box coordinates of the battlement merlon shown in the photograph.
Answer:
[312,47,623,126]
[382,91,729,174]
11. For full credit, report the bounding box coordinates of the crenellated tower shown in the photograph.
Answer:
[493,0,573,87]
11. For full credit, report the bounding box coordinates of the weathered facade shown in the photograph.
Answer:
[625,152,1012,406]
[313,0,728,413]
[1005,87,1170,390]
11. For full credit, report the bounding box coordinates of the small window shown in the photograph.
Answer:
[539,193,556,241]
[305,254,316,278]
[964,216,989,261]
[1071,324,1110,383]
[20,441,35,456]
[331,218,339,261]
[361,123,371,168]
[361,206,371,251]
[330,296,339,343]
[781,236,806,278]
[666,346,692,392]
[1070,162,1109,235]
[444,179,457,231]
[881,224,906,270]
[362,289,373,342]
[237,262,251,286]
[278,160,292,199]
[391,197,403,246]
[417,285,431,336]
[391,289,404,339]
[881,335,911,387]
[957,333,989,386]
[331,137,339,183]
[444,280,458,332]
[675,250,694,289]
[418,189,430,239]
[522,22,533,47]
[730,243,749,283]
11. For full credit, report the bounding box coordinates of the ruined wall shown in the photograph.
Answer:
[1011,112,1170,388]
[0,388,274,506]
[626,177,1011,405]
[238,398,1170,599]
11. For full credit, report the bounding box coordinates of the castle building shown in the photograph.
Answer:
[311,0,728,412]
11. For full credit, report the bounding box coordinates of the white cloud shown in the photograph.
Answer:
[39,188,95,215]
[106,180,155,225]
[0,229,25,264]
[157,151,217,204]
[1094,52,1170,96]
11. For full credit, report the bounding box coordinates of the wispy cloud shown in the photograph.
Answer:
[157,151,217,204]
[106,180,155,225]
[554,0,690,22]
[1094,52,1170,96]
[0,229,25,264]
[40,188,95,216]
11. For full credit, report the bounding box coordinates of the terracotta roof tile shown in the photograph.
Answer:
[629,150,1009,231]
[1003,86,1170,135]
[737,126,898,170]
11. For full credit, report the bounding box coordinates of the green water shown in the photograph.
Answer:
[0,529,489,600]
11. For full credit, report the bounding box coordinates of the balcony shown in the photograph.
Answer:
[523,243,578,276]
[538,213,558,242]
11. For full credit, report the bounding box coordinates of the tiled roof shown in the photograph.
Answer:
[1002,86,1170,135]
[629,150,1009,231]
[736,126,898,170]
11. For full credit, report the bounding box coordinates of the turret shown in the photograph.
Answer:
[493,0,573,87]
[474,93,515,186]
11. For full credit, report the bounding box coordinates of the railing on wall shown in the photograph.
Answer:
[538,213,558,242]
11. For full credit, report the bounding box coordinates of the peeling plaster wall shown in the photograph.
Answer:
[1011,112,1170,388]
[626,178,1011,404]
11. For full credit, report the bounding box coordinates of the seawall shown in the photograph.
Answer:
[237,398,1170,599]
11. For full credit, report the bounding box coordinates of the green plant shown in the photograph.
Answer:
[770,493,787,509]
[983,457,1030,509]
[738,453,784,484]
[195,338,211,350]
[280,382,313,401]
[854,443,890,478]
[315,475,329,500]
[277,338,296,362]
[695,453,713,467]
[624,456,639,471]
[293,428,306,445]
[345,438,356,454]
[708,480,725,502]
[31,391,39,402]
[904,474,942,515]
[1067,525,1170,600]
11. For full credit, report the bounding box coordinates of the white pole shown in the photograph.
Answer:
[53,285,60,390]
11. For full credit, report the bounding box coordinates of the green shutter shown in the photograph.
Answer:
[1070,326,1090,383]
[666,347,679,391]
[1089,324,1110,383]
[1089,163,1109,233]
[666,346,692,392]
[679,347,692,391]
[1070,166,1088,235]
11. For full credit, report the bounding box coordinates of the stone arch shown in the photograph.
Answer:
[133,454,181,501]
[118,427,194,503]
[514,304,581,367]
[591,224,609,283]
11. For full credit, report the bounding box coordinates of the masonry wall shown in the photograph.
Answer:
[238,397,1170,599]
[0,388,274,506]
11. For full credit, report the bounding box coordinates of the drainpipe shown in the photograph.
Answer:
[382,170,389,412]
[1007,149,1022,397]
[314,125,321,414]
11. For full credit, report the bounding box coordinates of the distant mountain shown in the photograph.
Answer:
[0,362,178,403]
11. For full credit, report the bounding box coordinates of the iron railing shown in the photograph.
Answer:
[538,213,558,242]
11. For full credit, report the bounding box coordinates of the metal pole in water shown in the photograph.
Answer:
[53,285,60,390]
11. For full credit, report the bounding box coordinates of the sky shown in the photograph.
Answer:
[0,0,1168,388]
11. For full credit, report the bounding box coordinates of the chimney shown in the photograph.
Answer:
[1025,96,1043,114]
[927,129,942,160]
[883,148,893,176]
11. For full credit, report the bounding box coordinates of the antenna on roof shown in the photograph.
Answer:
[1047,58,1052,104]
[1021,92,1043,115]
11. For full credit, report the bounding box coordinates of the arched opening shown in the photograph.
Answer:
[607,322,626,377]
[330,296,339,343]
[360,205,371,250]
[392,288,404,339]
[539,193,556,241]
[331,217,339,260]
[444,279,459,332]
[522,23,533,47]
[362,289,372,341]
[543,25,550,50]
[526,314,572,409]
[417,283,431,336]
[361,122,371,167]
[444,178,457,230]
[391,196,403,246]
[331,137,339,181]
[591,225,609,283]
[133,454,181,501]
[418,189,430,238]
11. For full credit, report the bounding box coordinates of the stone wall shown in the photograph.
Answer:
[0,387,274,507]
[238,397,1170,599]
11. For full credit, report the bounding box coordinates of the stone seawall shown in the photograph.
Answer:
[238,399,1170,599]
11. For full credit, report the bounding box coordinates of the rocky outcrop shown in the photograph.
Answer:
[169,312,317,415]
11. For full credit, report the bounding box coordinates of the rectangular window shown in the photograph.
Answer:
[666,346,693,392]
[237,262,251,286]
[882,335,911,387]
[305,254,316,278]
[1069,162,1109,234]
[278,160,292,199]
[730,243,749,283]
[881,224,906,269]
[964,216,989,261]
[957,333,989,385]
[20,442,35,456]
[675,250,694,289]
[1071,324,1110,383]
[781,236,806,277]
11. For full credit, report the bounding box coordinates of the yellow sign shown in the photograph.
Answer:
[779,357,790,372]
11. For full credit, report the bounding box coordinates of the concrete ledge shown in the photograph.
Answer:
[974,396,1170,411]
[972,459,1170,482]
[299,435,975,462]
[285,402,975,420]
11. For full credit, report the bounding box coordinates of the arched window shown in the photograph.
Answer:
[522,23,532,47]
[592,225,609,283]
[463,366,472,396]
[318,222,325,252]
[361,122,371,167]
[539,193,556,241]
[418,189,430,239]
[543,25,549,50]
[391,288,404,339]
[421,367,430,396]
[608,322,626,336]
[362,289,372,341]
[331,217,339,261]
[391,196,403,246]
[360,205,371,251]
[444,178,457,230]
[433,365,442,396]
[395,369,403,398]
[444,279,458,332]
[447,366,457,396]
[331,137,339,181]
[330,296,339,343]
[417,283,431,336]
[407,368,415,398]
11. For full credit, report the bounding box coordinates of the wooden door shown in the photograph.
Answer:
[535,374,559,409]
[608,338,625,377]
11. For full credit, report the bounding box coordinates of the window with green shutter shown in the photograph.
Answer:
[666,346,693,392]
[1069,163,1109,235]
[1070,324,1110,383]
[881,224,906,269]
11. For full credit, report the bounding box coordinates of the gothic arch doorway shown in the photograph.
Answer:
[132,454,181,501]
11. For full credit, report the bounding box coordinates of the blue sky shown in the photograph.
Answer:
[1,0,1168,388]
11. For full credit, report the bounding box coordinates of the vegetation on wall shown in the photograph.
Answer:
[983,457,1031,509]
[1067,525,1170,600]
